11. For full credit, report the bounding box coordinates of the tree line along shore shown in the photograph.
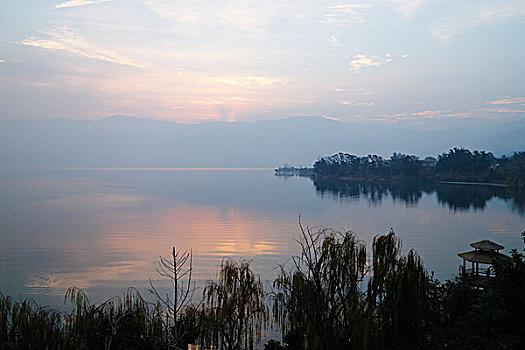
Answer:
[1,227,524,349]
[276,148,525,185]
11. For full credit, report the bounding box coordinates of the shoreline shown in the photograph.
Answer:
[437,181,510,187]
[307,174,523,187]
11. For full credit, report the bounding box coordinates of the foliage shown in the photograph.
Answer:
[199,258,269,350]
[0,293,64,349]
[0,287,166,349]
[64,287,166,349]
[273,224,368,349]
[264,339,285,350]
[390,153,422,177]
[272,225,430,350]
[447,231,525,349]
[312,148,525,184]
[436,148,496,177]
[313,153,389,177]
[313,152,427,180]
[494,152,525,184]
[2,228,525,349]
[366,231,429,349]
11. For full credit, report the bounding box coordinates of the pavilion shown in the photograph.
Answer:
[458,239,509,288]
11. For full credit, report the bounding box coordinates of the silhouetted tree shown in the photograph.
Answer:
[436,148,496,178]
[390,152,422,178]
[149,246,196,349]
[273,225,432,350]
[272,224,369,349]
[366,231,428,349]
[200,258,268,350]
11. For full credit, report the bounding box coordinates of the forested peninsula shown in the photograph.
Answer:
[277,148,525,185]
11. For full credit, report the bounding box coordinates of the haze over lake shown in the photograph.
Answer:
[1,1,524,347]
[1,168,523,306]
[1,116,524,169]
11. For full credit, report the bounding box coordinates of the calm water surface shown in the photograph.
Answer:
[0,169,523,306]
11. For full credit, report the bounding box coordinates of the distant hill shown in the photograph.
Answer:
[0,116,523,168]
[477,119,525,155]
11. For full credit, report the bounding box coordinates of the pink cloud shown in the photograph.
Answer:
[485,97,525,105]
[411,110,448,117]
[480,108,525,113]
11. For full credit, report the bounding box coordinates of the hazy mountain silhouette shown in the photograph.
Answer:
[476,119,525,155]
[0,116,523,168]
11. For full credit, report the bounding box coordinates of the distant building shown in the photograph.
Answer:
[420,156,437,167]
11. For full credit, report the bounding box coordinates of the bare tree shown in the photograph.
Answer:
[149,246,196,349]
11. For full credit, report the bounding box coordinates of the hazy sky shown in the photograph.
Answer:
[0,0,524,125]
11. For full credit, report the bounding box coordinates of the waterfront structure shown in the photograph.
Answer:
[458,239,509,288]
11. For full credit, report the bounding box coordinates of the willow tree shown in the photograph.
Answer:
[366,230,429,349]
[64,287,164,349]
[272,224,369,350]
[200,258,268,350]
[0,293,64,349]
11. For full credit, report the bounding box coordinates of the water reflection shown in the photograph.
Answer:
[0,170,299,303]
[312,178,525,216]
[1,169,524,308]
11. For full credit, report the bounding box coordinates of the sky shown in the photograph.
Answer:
[0,0,524,126]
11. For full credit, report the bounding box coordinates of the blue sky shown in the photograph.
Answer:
[0,0,523,126]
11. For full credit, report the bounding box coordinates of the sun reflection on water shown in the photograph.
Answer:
[2,169,523,306]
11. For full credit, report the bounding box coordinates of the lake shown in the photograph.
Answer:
[0,169,524,307]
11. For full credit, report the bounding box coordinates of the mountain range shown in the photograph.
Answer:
[1,116,523,168]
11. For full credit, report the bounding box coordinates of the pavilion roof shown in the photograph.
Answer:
[470,240,504,251]
[458,250,509,264]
